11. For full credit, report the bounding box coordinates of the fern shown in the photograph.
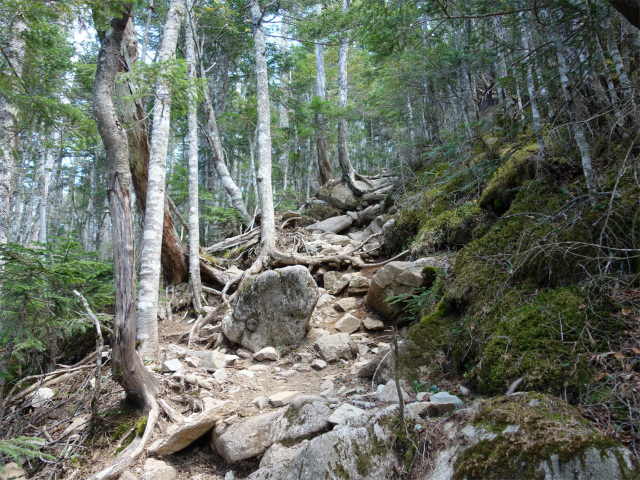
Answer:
[0,436,54,471]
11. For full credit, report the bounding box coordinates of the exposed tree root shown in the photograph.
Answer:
[187,306,219,349]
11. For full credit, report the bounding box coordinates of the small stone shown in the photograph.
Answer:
[337,386,347,396]
[306,328,330,342]
[424,401,456,417]
[269,391,301,407]
[311,359,327,370]
[185,356,202,368]
[335,297,357,312]
[201,350,236,370]
[62,416,89,436]
[236,348,253,359]
[160,358,183,373]
[357,344,369,357]
[363,317,385,331]
[331,274,352,295]
[165,344,187,360]
[335,314,361,334]
[293,363,312,372]
[277,369,297,378]
[253,347,279,362]
[224,414,238,425]
[348,276,371,295]
[248,365,270,372]
[458,385,470,396]
[237,370,254,379]
[430,392,463,406]
[377,380,410,403]
[252,396,268,410]
[31,387,55,408]
[224,471,236,480]
[416,392,430,402]
[328,403,367,425]
[378,342,390,349]
[140,466,177,480]
[119,472,137,480]
[213,369,228,381]
[321,379,334,391]
[297,352,313,363]
[144,458,168,471]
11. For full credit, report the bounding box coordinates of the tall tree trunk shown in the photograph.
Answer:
[279,33,290,199]
[37,145,56,244]
[214,48,230,115]
[605,14,632,99]
[186,0,202,315]
[521,17,546,163]
[0,14,26,250]
[116,19,189,285]
[337,0,366,196]
[249,0,276,260]
[315,4,332,185]
[551,16,599,207]
[91,7,159,479]
[137,0,185,359]
[196,37,252,225]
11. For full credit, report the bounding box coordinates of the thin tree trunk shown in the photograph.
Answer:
[215,48,230,114]
[91,7,159,479]
[0,14,27,249]
[38,146,55,244]
[521,17,546,163]
[249,0,276,260]
[116,19,189,285]
[137,0,185,359]
[337,0,366,196]
[315,4,332,185]
[605,15,632,99]
[595,30,624,125]
[186,0,202,315]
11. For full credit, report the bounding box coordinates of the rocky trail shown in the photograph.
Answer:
[6,178,636,480]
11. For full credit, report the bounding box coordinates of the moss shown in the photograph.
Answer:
[134,415,147,436]
[422,265,438,285]
[453,393,628,480]
[478,146,538,214]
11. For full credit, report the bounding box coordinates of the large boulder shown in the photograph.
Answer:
[314,333,358,362]
[211,395,330,464]
[305,215,353,234]
[247,407,399,480]
[221,266,319,352]
[426,393,636,480]
[316,182,362,210]
[365,258,438,323]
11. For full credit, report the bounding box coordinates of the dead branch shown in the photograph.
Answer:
[205,227,260,254]
[187,306,219,349]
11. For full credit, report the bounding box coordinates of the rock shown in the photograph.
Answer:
[320,244,341,255]
[185,356,201,368]
[277,369,296,378]
[365,259,437,322]
[249,365,270,372]
[330,234,352,246]
[224,472,235,480]
[430,391,463,406]
[140,466,177,480]
[358,340,414,384]
[152,401,238,455]
[247,407,398,480]
[165,343,187,360]
[144,458,168,471]
[62,416,89,437]
[311,359,327,370]
[160,358,184,373]
[357,344,369,357]
[31,387,54,408]
[236,347,253,359]
[335,297,357,312]
[316,181,364,211]
[335,313,361,334]
[260,441,309,469]
[200,351,238,370]
[322,272,341,292]
[213,369,228,381]
[328,403,366,425]
[252,396,269,410]
[222,265,319,352]
[416,392,430,402]
[293,363,312,372]
[331,274,352,295]
[348,232,364,242]
[363,317,385,331]
[424,393,635,480]
[315,292,335,309]
[211,396,330,464]
[458,385,470,396]
[253,347,279,362]
[305,215,353,234]
[425,402,456,417]
[119,472,137,480]
[0,462,25,480]
[305,328,330,342]
[269,391,301,407]
[314,333,358,362]
[377,380,411,403]
[237,370,254,379]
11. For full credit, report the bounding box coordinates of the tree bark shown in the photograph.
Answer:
[0,14,27,249]
[315,4,332,185]
[91,6,159,478]
[249,0,276,261]
[337,0,366,197]
[136,0,185,359]
[186,0,202,315]
[115,19,188,285]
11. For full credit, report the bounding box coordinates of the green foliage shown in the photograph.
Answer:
[0,241,114,370]
[0,435,54,470]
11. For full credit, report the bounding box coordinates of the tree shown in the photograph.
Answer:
[92,5,159,478]
[136,0,185,359]
[186,0,202,315]
[314,3,332,185]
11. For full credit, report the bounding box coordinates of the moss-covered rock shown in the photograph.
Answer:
[452,393,636,480]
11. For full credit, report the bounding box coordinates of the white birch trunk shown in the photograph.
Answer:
[137,0,185,359]
[249,0,275,255]
[0,15,27,249]
[186,0,202,315]
[520,18,546,163]
[604,16,632,100]
[38,147,55,244]
[279,34,290,198]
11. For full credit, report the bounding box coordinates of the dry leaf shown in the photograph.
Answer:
[614,353,625,361]
[631,348,640,355]
[621,308,632,316]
